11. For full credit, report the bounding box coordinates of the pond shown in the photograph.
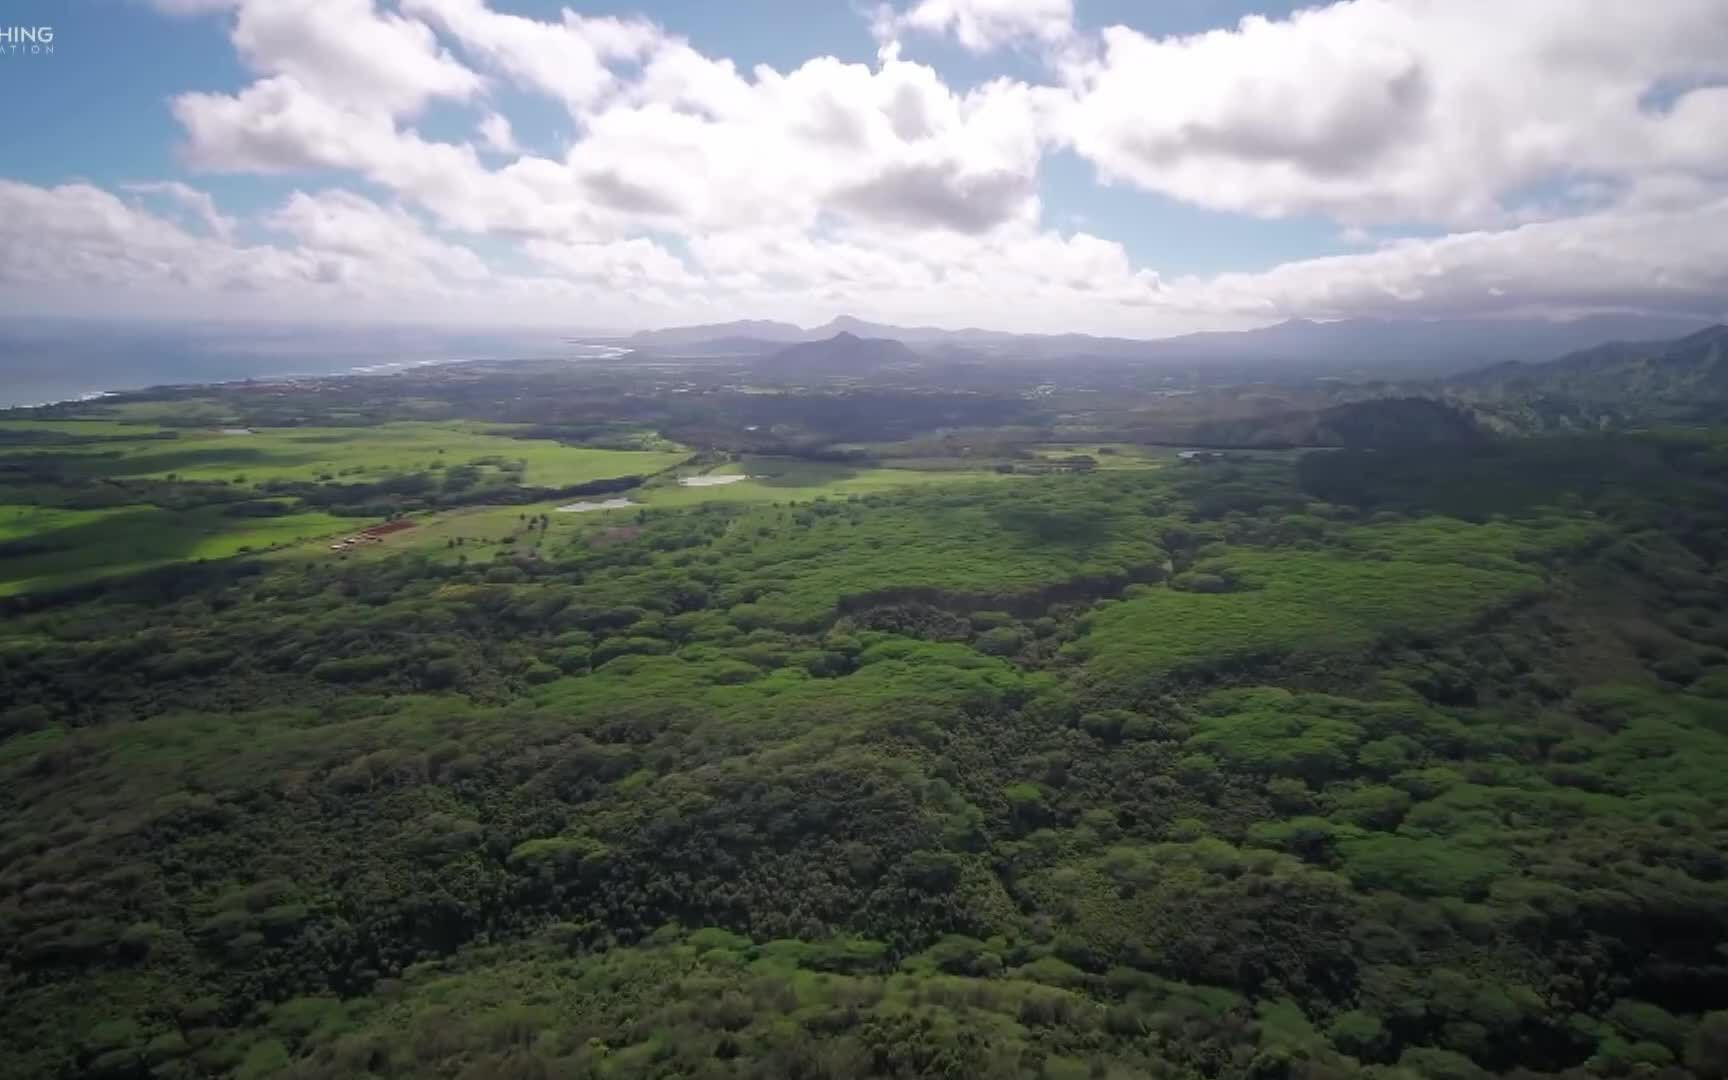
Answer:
[678,474,752,487]
[556,497,637,513]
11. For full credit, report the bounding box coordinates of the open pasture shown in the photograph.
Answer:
[0,420,687,489]
[0,502,353,596]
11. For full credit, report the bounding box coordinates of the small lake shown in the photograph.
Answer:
[679,475,752,487]
[556,498,637,513]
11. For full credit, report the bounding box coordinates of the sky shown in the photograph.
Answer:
[0,0,1725,336]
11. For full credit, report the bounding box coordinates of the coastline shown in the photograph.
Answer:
[1,355,491,412]
[1,341,637,412]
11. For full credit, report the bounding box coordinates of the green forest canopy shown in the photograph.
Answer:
[1,425,1727,1078]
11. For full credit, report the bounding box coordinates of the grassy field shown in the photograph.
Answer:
[0,419,170,437]
[1,421,687,489]
[290,456,1025,566]
[0,503,355,596]
[0,505,134,543]
[0,420,692,594]
[1028,443,1176,469]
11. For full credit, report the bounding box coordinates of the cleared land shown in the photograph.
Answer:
[296,456,1022,566]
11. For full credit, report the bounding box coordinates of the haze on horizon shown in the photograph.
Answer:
[1,0,1726,337]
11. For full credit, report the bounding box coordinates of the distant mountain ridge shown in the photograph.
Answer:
[757,332,922,375]
[1436,324,1728,431]
[1447,324,1728,401]
[622,313,1714,375]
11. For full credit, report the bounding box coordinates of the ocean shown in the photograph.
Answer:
[0,319,582,409]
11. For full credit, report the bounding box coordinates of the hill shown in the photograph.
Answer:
[1443,324,1728,430]
[1183,396,1489,448]
[757,331,923,375]
[628,319,809,347]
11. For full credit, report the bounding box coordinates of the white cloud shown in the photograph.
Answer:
[1061,0,1728,225]
[567,55,1052,235]
[172,78,614,239]
[875,0,1074,53]
[399,0,660,113]
[476,112,517,154]
[28,0,1728,332]
[522,236,700,293]
[1179,196,1728,321]
[175,39,1051,240]
[0,180,315,294]
[0,180,629,325]
[7,176,1728,335]
[227,0,481,116]
[266,189,494,285]
[174,75,455,175]
[122,180,237,241]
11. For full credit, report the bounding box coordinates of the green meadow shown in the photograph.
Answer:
[0,503,356,597]
[0,420,687,488]
[0,420,689,594]
[304,456,1023,565]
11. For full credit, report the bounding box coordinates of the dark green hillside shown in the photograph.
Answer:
[1446,325,1728,430]
[756,333,923,376]
[1184,397,1488,448]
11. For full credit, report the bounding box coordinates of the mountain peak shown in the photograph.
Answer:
[761,329,919,372]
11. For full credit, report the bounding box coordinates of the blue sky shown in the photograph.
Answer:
[0,0,1723,333]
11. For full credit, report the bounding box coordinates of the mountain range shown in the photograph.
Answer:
[1438,323,1728,431]
[1446,324,1728,402]
[1097,324,1728,448]
[623,313,1714,375]
[756,332,922,376]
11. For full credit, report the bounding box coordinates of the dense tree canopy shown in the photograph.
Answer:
[2,426,1727,1079]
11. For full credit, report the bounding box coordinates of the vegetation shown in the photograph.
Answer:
[1444,325,1728,432]
[0,420,688,595]
[2,377,1727,1079]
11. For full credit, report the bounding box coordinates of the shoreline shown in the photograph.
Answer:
[1,355,496,413]
[1,343,636,412]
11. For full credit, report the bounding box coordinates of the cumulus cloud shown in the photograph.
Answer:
[399,0,660,113]
[0,180,629,324]
[831,161,1035,234]
[875,0,1074,53]
[522,236,700,293]
[23,0,1728,332]
[476,111,517,154]
[122,181,237,241]
[1060,0,1728,225]
[173,78,613,239]
[175,76,414,174]
[171,15,1047,240]
[1183,196,1728,322]
[266,189,494,285]
[544,53,1047,234]
[226,0,481,116]
[0,180,316,294]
